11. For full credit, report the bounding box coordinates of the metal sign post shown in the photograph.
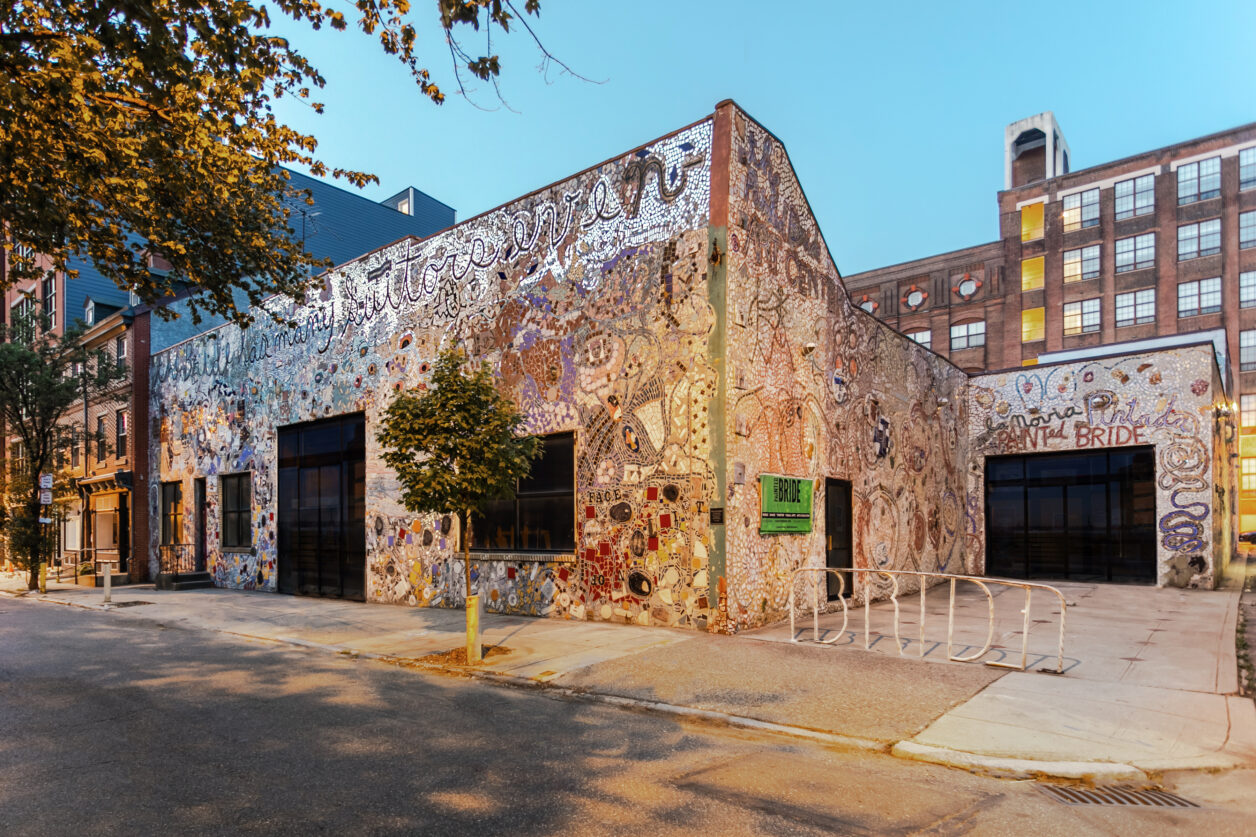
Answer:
[38,478,52,593]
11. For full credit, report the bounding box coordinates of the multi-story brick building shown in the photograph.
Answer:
[845,112,1256,529]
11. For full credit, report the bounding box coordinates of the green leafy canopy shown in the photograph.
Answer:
[377,348,541,523]
[0,1,555,327]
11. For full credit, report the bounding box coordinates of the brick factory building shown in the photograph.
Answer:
[844,112,1256,531]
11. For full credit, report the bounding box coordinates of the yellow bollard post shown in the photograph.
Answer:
[38,562,47,594]
[465,593,483,663]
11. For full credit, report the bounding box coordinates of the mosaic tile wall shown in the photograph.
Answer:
[718,110,971,632]
[151,119,720,627]
[149,102,1235,633]
[966,344,1233,587]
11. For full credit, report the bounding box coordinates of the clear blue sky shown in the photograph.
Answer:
[269,0,1256,276]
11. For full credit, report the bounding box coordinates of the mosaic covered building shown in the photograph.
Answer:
[148,102,1236,633]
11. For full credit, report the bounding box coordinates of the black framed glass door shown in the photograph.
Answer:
[985,447,1156,583]
[277,413,366,600]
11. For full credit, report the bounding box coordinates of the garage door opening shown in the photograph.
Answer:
[985,447,1156,583]
[277,413,366,600]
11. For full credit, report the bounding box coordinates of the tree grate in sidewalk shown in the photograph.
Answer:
[1038,785,1198,808]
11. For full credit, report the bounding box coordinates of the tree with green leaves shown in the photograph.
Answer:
[0,311,128,590]
[0,1,570,327]
[378,348,540,659]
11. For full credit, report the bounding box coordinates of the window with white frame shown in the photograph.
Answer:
[1061,188,1100,232]
[1241,211,1256,249]
[1242,330,1256,371]
[1242,147,1256,191]
[1114,174,1154,219]
[1062,245,1101,282]
[1244,458,1256,491]
[115,409,128,460]
[8,441,24,477]
[40,274,55,325]
[906,329,931,348]
[1242,394,1256,428]
[1063,298,1101,335]
[1115,232,1155,272]
[1178,157,1221,204]
[115,335,127,369]
[1178,219,1221,260]
[1115,289,1155,327]
[950,321,985,350]
[1243,271,1256,308]
[1177,277,1222,317]
[11,294,35,340]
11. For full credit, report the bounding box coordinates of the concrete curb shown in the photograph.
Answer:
[10,591,1250,783]
[224,632,892,753]
[891,740,1148,782]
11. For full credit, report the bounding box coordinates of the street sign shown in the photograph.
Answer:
[39,489,53,505]
[39,473,53,489]
[38,517,53,525]
[759,474,813,534]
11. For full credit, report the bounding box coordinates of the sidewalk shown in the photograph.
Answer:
[4,568,1254,782]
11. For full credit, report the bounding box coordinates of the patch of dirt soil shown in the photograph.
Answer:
[419,645,512,666]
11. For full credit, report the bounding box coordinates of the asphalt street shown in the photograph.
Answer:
[1,599,1252,836]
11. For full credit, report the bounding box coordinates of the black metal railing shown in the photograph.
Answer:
[56,548,121,580]
[57,549,88,581]
[159,544,200,575]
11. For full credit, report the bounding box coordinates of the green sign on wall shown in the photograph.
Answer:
[759,474,813,534]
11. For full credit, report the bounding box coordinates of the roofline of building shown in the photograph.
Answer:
[843,239,1003,282]
[282,167,455,223]
[382,186,457,216]
[719,99,846,281]
[336,108,720,269]
[150,107,724,355]
[977,336,1223,383]
[999,117,1256,198]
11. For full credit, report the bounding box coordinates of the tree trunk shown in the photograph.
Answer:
[463,511,473,603]
[26,493,40,591]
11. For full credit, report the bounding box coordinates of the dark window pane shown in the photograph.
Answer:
[302,424,340,457]
[987,456,1024,483]
[1026,485,1066,578]
[279,432,299,463]
[475,498,516,550]
[522,434,574,495]
[518,495,575,552]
